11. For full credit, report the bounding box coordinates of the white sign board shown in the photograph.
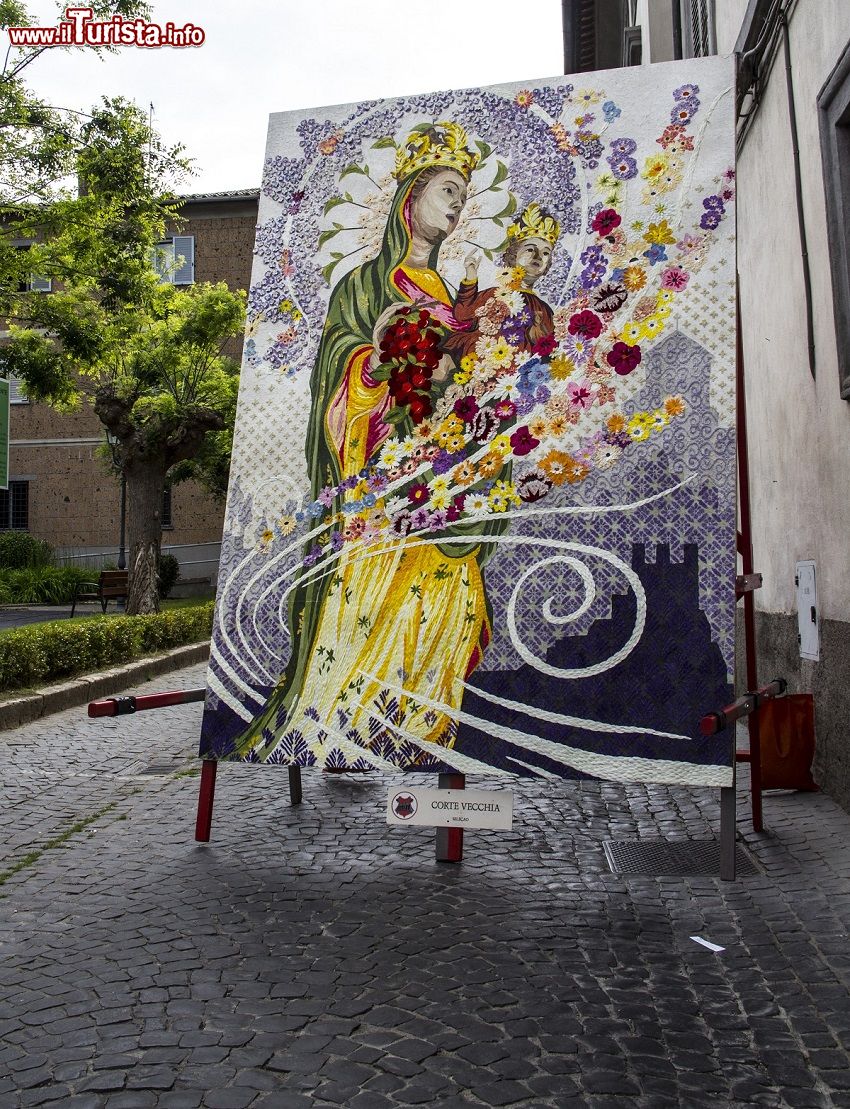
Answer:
[796,560,819,661]
[386,788,513,830]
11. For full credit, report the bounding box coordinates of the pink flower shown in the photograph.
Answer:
[568,380,596,410]
[568,310,603,340]
[494,399,517,421]
[661,266,689,292]
[606,342,642,376]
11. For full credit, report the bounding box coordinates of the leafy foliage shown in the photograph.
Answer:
[0,530,52,568]
[0,564,94,603]
[157,553,180,599]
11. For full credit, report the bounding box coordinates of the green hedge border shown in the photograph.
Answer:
[0,602,214,693]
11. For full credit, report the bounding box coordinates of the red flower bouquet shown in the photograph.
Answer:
[372,307,447,425]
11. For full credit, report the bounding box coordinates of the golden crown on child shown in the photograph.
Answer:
[506,202,561,245]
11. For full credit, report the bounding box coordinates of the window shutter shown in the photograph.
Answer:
[8,377,28,404]
[172,236,195,284]
[29,274,52,293]
[150,242,175,283]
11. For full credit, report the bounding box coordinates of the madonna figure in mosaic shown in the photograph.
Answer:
[236,123,499,764]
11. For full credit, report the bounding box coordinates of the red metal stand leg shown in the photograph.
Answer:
[195,760,217,842]
[435,773,465,863]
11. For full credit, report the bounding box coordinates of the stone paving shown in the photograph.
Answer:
[1,662,849,1108]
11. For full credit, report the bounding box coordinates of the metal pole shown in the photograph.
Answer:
[117,471,127,571]
[735,284,764,832]
[719,778,737,881]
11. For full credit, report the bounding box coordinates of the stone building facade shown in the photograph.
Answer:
[564,0,850,811]
[6,189,259,582]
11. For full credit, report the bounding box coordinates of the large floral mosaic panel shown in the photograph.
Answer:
[200,57,737,787]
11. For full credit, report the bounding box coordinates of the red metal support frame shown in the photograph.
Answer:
[195,761,217,842]
[735,284,764,832]
[435,773,465,862]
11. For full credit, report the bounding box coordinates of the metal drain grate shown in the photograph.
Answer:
[603,838,760,877]
[138,764,181,776]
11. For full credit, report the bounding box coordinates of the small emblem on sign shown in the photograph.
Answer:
[391,792,417,819]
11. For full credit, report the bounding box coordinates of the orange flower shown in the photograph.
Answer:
[623,266,647,292]
[452,459,476,487]
[515,89,534,108]
[664,395,686,416]
[529,416,548,440]
[607,413,627,433]
[477,451,504,479]
[548,415,569,437]
[564,457,590,484]
[318,131,343,155]
[540,450,574,486]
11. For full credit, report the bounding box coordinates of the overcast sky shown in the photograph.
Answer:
[20,1,566,194]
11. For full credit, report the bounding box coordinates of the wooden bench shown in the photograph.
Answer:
[70,570,129,617]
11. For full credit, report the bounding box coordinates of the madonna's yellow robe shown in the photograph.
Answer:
[256,263,490,766]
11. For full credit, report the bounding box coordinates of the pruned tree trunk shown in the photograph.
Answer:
[126,458,167,615]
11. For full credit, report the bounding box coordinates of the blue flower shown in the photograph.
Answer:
[362,492,376,507]
[643,243,668,265]
[603,101,621,122]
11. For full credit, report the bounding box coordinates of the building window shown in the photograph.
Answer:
[8,377,29,405]
[679,0,715,58]
[818,39,850,398]
[14,244,51,293]
[151,236,195,285]
[162,486,173,529]
[0,481,29,530]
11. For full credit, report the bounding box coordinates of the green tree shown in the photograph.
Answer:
[1,1,155,289]
[1,99,245,614]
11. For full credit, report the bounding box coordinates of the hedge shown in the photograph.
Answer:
[0,601,214,692]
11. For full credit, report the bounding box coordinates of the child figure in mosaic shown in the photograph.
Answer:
[445,202,561,363]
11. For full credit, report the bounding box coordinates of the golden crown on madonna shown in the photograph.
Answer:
[393,121,481,182]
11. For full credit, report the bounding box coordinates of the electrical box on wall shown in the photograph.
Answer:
[795,560,819,662]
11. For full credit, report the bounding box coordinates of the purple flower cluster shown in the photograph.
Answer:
[580,243,607,289]
[575,132,604,169]
[295,117,338,159]
[262,156,303,207]
[671,83,701,125]
[247,268,289,322]
[699,193,726,231]
[535,85,573,118]
[254,216,290,266]
[607,135,637,180]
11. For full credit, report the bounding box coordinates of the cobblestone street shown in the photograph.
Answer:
[1,662,849,1108]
